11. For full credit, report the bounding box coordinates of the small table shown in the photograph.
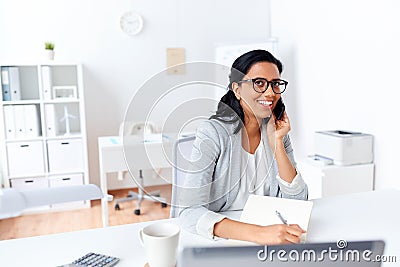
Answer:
[98,135,174,227]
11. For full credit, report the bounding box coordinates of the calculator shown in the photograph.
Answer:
[58,252,120,267]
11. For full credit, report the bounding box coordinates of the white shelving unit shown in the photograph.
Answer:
[0,62,90,212]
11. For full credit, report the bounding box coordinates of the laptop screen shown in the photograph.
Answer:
[177,240,385,267]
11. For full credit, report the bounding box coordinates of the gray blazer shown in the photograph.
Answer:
[178,118,308,239]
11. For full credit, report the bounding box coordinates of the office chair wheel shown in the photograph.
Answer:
[115,204,121,210]
[134,209,141,215]
[161,202,167,208]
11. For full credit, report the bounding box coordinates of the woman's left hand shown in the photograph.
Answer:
[267,111,291,146]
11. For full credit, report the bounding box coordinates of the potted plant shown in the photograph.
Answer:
[44,41,55,60]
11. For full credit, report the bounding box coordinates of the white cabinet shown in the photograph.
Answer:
[49,173,84,209]
[10,177,50,211]
[6,141,45,176]
[297,160,374,200]
[47,139,84,173]
[11,177,48,190]
[0,62,90,212]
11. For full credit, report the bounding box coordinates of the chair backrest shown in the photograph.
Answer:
[119,121,157,136]
[170,135,196,218]
[117,121,157,180]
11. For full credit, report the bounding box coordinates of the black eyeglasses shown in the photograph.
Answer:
[237,77,288,94]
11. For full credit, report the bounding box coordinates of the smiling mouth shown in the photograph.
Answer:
[257,100,273,108]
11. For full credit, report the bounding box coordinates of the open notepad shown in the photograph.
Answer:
[240,195,314,241]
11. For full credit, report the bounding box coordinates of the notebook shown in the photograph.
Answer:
[240,195,314,241]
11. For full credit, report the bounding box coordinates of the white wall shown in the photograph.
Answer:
[271,0,400,190]
[3,0,397,191]
[0,0,272,188]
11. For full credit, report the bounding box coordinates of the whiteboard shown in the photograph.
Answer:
[213,40,278,100]
[215,40,278,69]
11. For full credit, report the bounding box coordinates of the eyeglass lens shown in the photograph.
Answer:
[253,78,286,94]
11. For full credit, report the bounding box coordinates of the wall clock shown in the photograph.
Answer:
[120,12,143,36]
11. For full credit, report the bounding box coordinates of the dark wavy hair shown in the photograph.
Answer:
[210,49,283,134]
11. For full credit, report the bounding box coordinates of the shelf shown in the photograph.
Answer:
[43,99,80,104]
[47,171,85,176]
[0,61,81,67]
[5,135,83,142]
[5,137,44,143]
[8,170,85,180]
[8,173,47,180]
[45,133,83,140]
[1,62,88,210]
[1,100,41,105]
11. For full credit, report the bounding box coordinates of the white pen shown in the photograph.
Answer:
[275,210,288,225]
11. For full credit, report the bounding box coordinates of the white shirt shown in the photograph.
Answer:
[229,140,270,211]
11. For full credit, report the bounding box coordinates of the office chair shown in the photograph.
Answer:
[170,134,196,218]
[114,121,167,215]
[116,121,158,181]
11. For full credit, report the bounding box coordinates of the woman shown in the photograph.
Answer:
[178,50,308,245]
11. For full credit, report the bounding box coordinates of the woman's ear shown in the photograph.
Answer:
[231,82,241,100]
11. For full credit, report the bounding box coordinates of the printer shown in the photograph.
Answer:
[314,130,373,166]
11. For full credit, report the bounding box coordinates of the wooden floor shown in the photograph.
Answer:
[0,185,171,241]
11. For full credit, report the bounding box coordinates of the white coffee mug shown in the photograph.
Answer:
[139,222,180,267]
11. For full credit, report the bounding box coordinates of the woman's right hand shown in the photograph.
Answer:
[253,224,306,245]
[213,218,306,245]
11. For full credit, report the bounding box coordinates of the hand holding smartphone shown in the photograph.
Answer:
[273,98,285,120]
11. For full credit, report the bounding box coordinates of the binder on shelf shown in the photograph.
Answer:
[9,67,21,101]
[3,105,16,139]
[41,66,53,100]
[1,66,11,101]
[24,105,40,138]
[45,104,58,137]
[13,105,26,138]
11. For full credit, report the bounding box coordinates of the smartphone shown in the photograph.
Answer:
[273,98,285,120]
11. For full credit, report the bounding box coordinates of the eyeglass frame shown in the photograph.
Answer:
[236,77,288,94]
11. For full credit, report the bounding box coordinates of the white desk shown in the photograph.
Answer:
[98,135,174,227]
[1,190,399,266]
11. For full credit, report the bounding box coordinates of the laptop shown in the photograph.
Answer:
[177,240,385,267]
